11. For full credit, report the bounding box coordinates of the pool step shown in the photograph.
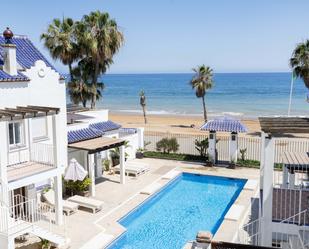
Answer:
[79,232,114,249]
[140,182,162,195]
[162,170,181,180]
[243,179,258,191]
[224,204,245,221]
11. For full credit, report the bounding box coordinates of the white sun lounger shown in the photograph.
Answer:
[42,189,78,216]
[68,195,104,214]
[114,163,149,177]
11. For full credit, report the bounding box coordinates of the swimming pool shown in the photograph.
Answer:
[107,173,246,249]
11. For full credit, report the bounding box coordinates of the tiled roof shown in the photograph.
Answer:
[68,128,104,144]
[0,70,29,82]
[200,117,248,133]
[0,35,61,82]
[89,121,122,132]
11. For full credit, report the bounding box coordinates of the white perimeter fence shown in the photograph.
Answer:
[145,132,309,163]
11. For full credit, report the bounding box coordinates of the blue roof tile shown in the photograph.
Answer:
[0,35,62,82]
[68,128,104,144]
[200,117,248,133]
[0,70,29,82]
[89,121,121,133]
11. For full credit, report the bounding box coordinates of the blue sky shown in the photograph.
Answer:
[3,0,309,73]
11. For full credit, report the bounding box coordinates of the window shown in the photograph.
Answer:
[8,122,23,146]
[32,117,48,141]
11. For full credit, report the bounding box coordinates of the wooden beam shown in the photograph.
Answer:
[27,105,60,114]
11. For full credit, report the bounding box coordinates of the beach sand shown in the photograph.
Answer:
[109,112,261,135]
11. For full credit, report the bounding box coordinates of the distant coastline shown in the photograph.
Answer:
[67,72,308,118]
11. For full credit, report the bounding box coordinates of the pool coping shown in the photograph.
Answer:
[104,168,258,248]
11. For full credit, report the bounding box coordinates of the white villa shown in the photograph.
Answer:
[0,27,145,249]
[0,28,68,248]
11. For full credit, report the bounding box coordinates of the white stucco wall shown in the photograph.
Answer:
[0,60,67,170]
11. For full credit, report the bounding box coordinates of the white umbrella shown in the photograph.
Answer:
[65,158,88,181]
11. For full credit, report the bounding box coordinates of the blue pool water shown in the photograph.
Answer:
[107,173,246,249]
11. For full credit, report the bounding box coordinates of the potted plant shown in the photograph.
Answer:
[40,238,51,249]
[228,159,237,169]
[205,155,214,167]
[110,140,131,166]
[64,177,91,196]
[103,159,111,174]
[136,148,144,159]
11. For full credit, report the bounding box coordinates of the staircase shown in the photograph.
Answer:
[239,210,309,249]
[0,197,69,248]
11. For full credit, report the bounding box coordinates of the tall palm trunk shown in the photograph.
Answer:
[142,105,147,124]
[91,61,100,109]
[68,63,74,81]
[202,96,207,122]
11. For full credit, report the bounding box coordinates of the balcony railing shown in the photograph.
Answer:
[0,195,66,239]
[8,143,54,167]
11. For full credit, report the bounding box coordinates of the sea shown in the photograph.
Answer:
[70,72,309,119]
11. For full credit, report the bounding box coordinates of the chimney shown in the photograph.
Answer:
[1,27,17,76]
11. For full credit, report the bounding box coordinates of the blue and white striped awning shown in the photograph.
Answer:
[200,117,248,133]
[68,128,104,144]
[89,120,121,133]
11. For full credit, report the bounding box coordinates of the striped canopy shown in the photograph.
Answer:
[200,117,248,133]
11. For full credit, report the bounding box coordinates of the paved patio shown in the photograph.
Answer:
[63,158,260,249]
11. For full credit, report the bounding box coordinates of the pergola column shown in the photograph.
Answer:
[52,114,63,225]
[88,153,95,197]
[289,170,295,189]
[260,132,274,247]
[282,165,289,188]
[120,145,125,184]
[229,132,238,162]
[208,131,217,163]
[0,121,9,205]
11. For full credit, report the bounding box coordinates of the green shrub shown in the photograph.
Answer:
[195,138,209,158]
[64,177,91,194]
[144,151,204,162]
[156,137,179,154]
[239,148,247,161]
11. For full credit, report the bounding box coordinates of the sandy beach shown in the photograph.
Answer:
[109,112,261,135]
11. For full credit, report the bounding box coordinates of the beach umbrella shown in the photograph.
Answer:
[65,158,87,181]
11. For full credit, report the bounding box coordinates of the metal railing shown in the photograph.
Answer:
[239,218,261,246]
[0,195,66,239]
[272,209,309,249]
[30,143,54,166]
[8,143,54,167]
[239,210,309,249]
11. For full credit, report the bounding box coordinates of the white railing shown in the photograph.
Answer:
[8,143,54,167]
[239,210,309,249]
[30,143,54,166]
[238,218,261,246]
[273,209,309,249]
[144,132,309,164]
[0,196,66,239]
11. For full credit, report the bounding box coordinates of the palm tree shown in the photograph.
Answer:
[290,40,309,89]
[139,90,147,124]
[76,11,124,109]
[68,58,104,107]
[41,18,79,80]
[190,65,214,122]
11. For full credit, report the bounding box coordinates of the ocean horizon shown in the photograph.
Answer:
[67,72,308,119]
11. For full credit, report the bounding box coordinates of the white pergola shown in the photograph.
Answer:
[68,136,126,197]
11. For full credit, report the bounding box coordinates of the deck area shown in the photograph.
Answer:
[60,158,260,249]
[7,161,55,182]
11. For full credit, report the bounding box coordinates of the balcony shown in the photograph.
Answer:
[7,143,55,183]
